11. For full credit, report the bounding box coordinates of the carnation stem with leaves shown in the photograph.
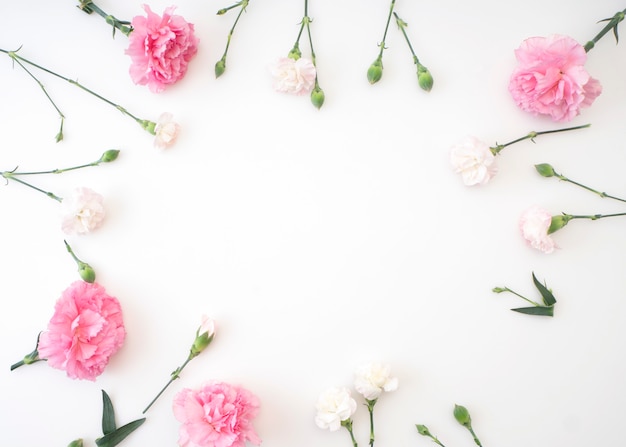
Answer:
[367,0,396,84]
[215,0,250,78]
[77,0,133,37]
[493,272,557,316]
[0,47,160,141]
[584,8,626,52]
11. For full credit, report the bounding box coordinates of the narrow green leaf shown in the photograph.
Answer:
[511,306,554,317]
[531,272,556,306]
[101,390,116,435]
[96,418,146,447]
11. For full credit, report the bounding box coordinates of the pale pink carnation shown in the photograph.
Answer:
[449,136,498,186]
[37,281,126,381]
[519,205,557,254]
[270,57,316,95]
[508,35,602,122]
[61,187,106,235]
[173,382,261,447]
[126,5,199,93]
[154,112,180,149]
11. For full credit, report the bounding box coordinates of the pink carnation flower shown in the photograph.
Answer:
[270,57,316,95]
[126,5,199,93]
[508,35,602,122]
[37,281,126,381]
[154,112,180,149]
[173,382,261,447]
[61,187,106,235]
[519,205,557,254]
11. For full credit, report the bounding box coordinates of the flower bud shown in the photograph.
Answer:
[78,262,96,283]
[215,59,226,78]
[453,404,471,427]
[415,424,431,436]
[367,58,383,84]
[311,86,325,109]
[548,214,571,234]
[288,45,302,60]
[140,120,157,135]
[535,163,556,177]
[190,315,216,357]
[417,64,433,92]
[67,439,84,447]
[100,149,120,163]
[492,287,506,293]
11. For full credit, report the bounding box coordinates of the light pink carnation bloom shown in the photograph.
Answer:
[61,187,105,235]
[37,281,126,381]
[173,382,261,447]
[270,57,316,95]
[126,5,199,93]
[519,205,557,254]
[508,35,602,122]
[154,112,180,149]
[449,136,498,186]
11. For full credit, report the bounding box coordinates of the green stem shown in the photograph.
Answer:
[490,124,591,155]
[393,12,418,62]
[77,0,133,37]
[584,9,626,52]
[1,172,62,202]
[143,355,193,414]
[497,287,543,307]
[553,171,626,203]
[216,0,249,68]
[468,426,482,447]
[341,419,359,447]
[10,161,102,176]
[0,48,155,134]
[11,334,44,370]
[377,0,396,59]
[366,399,376,447]
[567,212,626,221]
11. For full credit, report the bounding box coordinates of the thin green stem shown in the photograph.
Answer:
[366,399,377,447]
[77,0,133,37]
[377,0,397,59]
[394,12,418,62]
[143,355,193,414]
[342,419,359,447]
[568,212,626,221]
[217,0,249,65]
[490,124,591,155]
[468,426,482,447]
[553,171,626,203]
[584,9,626,52]
[1,173,62,202]
[498,287,543,307]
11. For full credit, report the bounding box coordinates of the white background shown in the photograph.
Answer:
[1,1,626,446]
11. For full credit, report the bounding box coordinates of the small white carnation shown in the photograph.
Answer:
[60,187,105,235]
[315,387,357,431]
[354,363,398,401]
[153,112,180,149]
[449,136,498,186]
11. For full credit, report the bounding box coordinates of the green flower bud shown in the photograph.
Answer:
[548,214,571,234]
[78,262,96,283]
[492,287,506,293]
[140,120,157,135]
[535,163,556,177]
[190,316,216,357]
[215,59,226,78]
[415,424,431,436]
[100,149,120,163]
[310,86,325,109]
[417,64,433,92]
[453,404,471,427]
[67,439,84,447]
[367,58,383,84]
[288,45,301,60]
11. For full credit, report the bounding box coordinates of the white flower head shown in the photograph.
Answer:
[449,136,498,186]
[153,112,180,149]
[519,205,557,254]
[315,387,357,431]
[61,187,105,235]
[198,314,215,338]
[269,57,316,96]
[354,363,398,401]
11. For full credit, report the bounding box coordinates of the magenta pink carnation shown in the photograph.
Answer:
[173,382,261,447]
[37,281,125,381]
[508,35,602,122]
[126,5,199,93]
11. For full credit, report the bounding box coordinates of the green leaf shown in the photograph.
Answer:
[101,390,116,435]
[532,272,556,306]
[511,306,554,317]
[95,418,146,447]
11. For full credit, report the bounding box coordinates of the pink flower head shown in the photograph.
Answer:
[519,205,557,254]
[508,35,602,122]
[126,5,199,93]
[270,57,316,95]
[154,112,180,149]
[37,281,126,380]
[173,382,261,447]
[449,136,498,186]
[61,187,106,235]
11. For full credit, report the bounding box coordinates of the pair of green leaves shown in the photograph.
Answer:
[95,390,145,447]
[493,272,557,317]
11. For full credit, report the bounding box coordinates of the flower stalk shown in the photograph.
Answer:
[415,424,446,447]
[584,8,626,52]
[367,0,396,84]
[366,399,376,447]
[215,0,250,78]
[64,240,96,283]
[341,419,359,447]
[490,123,590,155]
[453,405,482,447]
[77,0,133,37]
[10,334,43,370]
[0,47,157,139]
[393,12,433,91]
[493,272,556,317]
